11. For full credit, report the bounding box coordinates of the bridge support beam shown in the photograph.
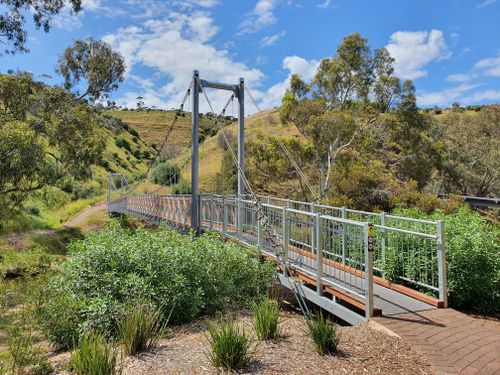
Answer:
[191,70,200,235]
[237,77,245,196]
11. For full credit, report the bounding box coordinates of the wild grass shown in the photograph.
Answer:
[70,333,121,375]
[252,299,280,340]
[306,312,341,355]
[116,303,167,356]
[206,317,253,370]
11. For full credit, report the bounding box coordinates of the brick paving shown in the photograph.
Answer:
[374,309,500,375]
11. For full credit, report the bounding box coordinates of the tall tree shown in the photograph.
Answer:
[57,38,126,101]
[280,33,398,199]
[0,0,82,55]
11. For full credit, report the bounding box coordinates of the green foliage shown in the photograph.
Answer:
[115,136,130,151]
[171,179,191,194]
[116,303,167,356]
[206,317,253,370]
[57,38,125,101]
[390,206,500,314]
[149,162,180,186]
[39,224,273,348]
[252,299,280,340]
[0,0,81,55]
[0,247,51,279]
[70,333,121,375]
[306,312,341,355]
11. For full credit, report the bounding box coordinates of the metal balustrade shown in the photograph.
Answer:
[108,192,447,323]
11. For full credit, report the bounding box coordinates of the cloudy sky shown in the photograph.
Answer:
[2,0,500,112]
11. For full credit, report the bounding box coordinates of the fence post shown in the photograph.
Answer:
[257,211,263,250]
[364,222,374,320]
[341,206,347,265]
[209,195,214,230]
[282,207,289,262]
[223,196,227,236]
[237,196,243,239]
[437,220,447,307]
[315,213,323,295]
[310,204,315,256]
[380,211,386,278]
[107,172,111,213]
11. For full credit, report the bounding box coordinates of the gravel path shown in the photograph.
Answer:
[122,312,431,375]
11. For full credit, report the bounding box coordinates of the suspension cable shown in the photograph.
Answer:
[201,84,311,319]
[243,83,320,202]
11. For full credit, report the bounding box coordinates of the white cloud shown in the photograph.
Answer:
[478,0,497,7]
[386,29,451,80]
[417,83,479,107]
[260,31,285,47]
[258,55,319,109]
[239,0,279,34]
[462,90,500,104]
[103,12,265,112]
[474,56,500,77]
[445,73,471,82]
[317,0,333,9]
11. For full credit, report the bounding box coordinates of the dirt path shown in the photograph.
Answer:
[0,201,106,248]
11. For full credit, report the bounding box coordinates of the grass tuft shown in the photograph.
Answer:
[206,317,252,370]
[306,312,341,355]
[252,299,280,340]
[70,333,121,375]
[117,303,167,356]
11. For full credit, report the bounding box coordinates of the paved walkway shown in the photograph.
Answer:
[374,309,500,375]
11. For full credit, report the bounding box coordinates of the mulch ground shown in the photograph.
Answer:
[121,312,431,375]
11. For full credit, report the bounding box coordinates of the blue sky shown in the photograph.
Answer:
[1,0,500,112]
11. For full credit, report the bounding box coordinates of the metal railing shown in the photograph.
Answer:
[108,192,447,315]
[253,194,446,305]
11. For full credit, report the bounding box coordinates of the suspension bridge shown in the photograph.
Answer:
[107,71,447,326]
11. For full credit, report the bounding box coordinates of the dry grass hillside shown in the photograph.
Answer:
[110,108,304,192]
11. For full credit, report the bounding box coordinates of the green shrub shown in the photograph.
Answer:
[0,247,51,279]
[117,303,167,356]
[390,206,500,314]
[149,162,180,185]
[171,179,191,194]
[252,299,280,340]
[40,225,273,347]
[306,312,340,355]
[70,333,121,375]
[115,136,130,151]
[207,317,252,370]
[26,205,40,216]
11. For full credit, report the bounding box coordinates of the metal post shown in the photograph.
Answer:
[341,206,347,265]
[310,203,315,255]
[315,213,323,295]
[191,70,200,235]
[222,196,227,235]
[237,196,243,239]
[237,77,245,196]
[107,172,111,213]
[282,207,289,261]
[257,213,263,250]
[364,222,374,320]
[437,220,447,307]
[381,211,386,278]
[209,195,214,230]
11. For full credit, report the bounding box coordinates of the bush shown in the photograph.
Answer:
[149,162,180,186]
[390,206,500,314]
[117,302,167,356]
[171,179,191,194]
[40,225,273,347]
[115,136,131,151]
[306,312,340,355]
[70,333,121,375]
[26,205,40,216]
[207,317,252,370]
[252,299,280,340]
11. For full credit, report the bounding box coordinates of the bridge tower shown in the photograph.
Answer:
[191,70,245,234]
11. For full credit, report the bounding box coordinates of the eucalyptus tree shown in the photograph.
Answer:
[280,33,405,199]
[0,0,82,55]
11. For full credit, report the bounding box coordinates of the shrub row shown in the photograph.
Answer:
[38,224,274,349]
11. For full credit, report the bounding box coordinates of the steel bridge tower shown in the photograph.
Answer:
[191,70,245,234]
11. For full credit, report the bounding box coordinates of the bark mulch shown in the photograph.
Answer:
[123,312,431,375]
